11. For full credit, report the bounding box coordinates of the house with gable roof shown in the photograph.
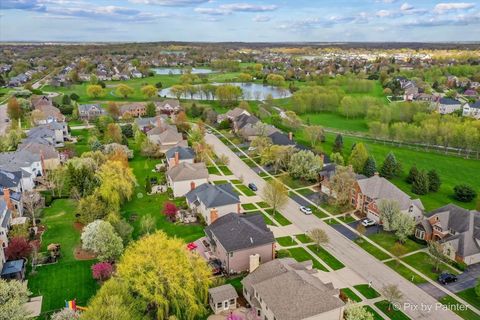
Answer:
[166,162,208,198]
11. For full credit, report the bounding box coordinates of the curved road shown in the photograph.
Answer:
[205,132,460,320]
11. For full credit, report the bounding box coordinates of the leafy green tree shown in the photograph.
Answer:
[81,220,124,261]
[308,228,329,250]
[392,212,416,243]
[305,125,324,147]
[412,170,429,195]
[427,170,441,192]
[345,301,374,320]
[380,152,400,179]
[453,184,477,202]
[363,156,377,177]
[288,150,323,181]
[428,241,447,272]
[112,219,134,246]
[348,143,369,173]
[329,166,356,207]
[333,134,343,153]
[0,279,31,320]
[262,179,288,217]
[141,85,157,99]
[145,102,156,117]
[115,84,134,98]
[378,199,401,232]
[330,152,344,166]
[86,85,104,98]
[406,165,419,184]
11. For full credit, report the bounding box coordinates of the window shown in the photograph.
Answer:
[257,310,261,316]
[415,229,425,239]
[217,302,222,308]
[229,252,233,257]
[229,299,235,305]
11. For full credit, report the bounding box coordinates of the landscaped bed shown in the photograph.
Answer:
[307,245,345,270]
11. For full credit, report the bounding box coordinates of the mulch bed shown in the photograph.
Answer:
[73,222,85,232]
[74,246,96,260]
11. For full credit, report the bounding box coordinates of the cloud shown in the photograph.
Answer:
[2,0,46,11]
[400,2,413,11]
[434,3,475,13]
[128,0,209,6]
[46,5,168,21]
[402,11,480,26]
[194,7,230,15]
[253,15,271,22]
[195,2,277,16]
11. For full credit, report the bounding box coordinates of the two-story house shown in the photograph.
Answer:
[437,97,463,115]
[165,146,195,169]
[166,162,209,198]
[119,103,146,118]
[463,100,480,119]
[147,126,187,153]
[78,104,107,120]
[155,99,182,115]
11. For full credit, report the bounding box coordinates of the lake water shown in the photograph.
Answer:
[151,67,213,75]
[158,82,292,101]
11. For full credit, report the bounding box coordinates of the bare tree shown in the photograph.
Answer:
[308,228,329,251]
[381,284,403,311]
[428,241,447,272]
[22,191,43,227]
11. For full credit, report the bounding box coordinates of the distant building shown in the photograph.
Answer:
[437,98,462,115]
[78,104,106,120]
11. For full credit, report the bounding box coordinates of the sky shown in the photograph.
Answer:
[0,0,479,42]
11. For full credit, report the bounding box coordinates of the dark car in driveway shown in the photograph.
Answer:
[438,272,458,285]
[208,259,223,276]
[248,183,258,191]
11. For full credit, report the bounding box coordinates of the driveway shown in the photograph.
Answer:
[447,263,480,293]
[205,132,460,320]
[0,104,9,135]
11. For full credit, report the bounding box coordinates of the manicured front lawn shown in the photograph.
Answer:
[276,236,296,247]
[307,245,345,270]
[212,180,228,185]
[256,201,270,208]
[384,260,427,284]
[365,306,384,320]
[295,234,312,244]
[236,184,256,196]
[324,215,356,224]
[456,288,480,310]
[402,252,459,281]
[242,158,257,168]
[296,188,315,196]
[279,174,313,189]
[218,165,233,175]
[312,207,328,219]
[353,284,381,299]
[287,247,328,272]
[320,202,351,215]
[265,209,292,226]
[374,300,411,320]
[341,288,362,302]
[438,295,479,320]
[368,232,425,255]
[241,203,257,211]
[207,166,220,175]
[355,239,391,261]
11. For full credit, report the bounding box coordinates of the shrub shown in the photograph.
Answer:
[453,184,477,202]
[92,262,114,282]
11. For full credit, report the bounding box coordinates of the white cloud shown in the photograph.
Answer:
[434,3,475,13]
[194,7,230,15]
[400,3,413,11]
[220,3,277,12]
[253,15,271,22]
[376,10,393,17]
[129,0,209,6]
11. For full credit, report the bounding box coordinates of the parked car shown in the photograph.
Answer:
[438,272,457,285]
[299,206,312,215]
[248,183,258,191]
[208,259,222,275]
[361,218,376,227]
[186,242,197,251]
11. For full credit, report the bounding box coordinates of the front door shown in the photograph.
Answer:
[224,301,229,310]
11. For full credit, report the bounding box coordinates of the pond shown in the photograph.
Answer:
[158,82,292,101]
[151,67,213,75]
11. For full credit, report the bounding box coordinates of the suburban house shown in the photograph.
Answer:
[78,104,106,120]
[437,98,463,115]
[165,146,195,169]
[0,149,44,181]
[34,104,66,125]
[166,162,208,198]
[352,174,424,223]
[31,95,52,109]
[156,99,182,114]
[0,168,29,215]
[119,103,146,118]
[415,204,480,265]
[147,126,187,152]
[241,258,345,320]
[208,284,238,314]
[18,142,60,170]
[233,114,260,134]
[204,212,275,274]
[463,100,480,119]
[135,115,168,132]
[186,183,240,225]
[217,107,250,123]
[318,163,366,196]
[0,199,12,258]
[26,123,70,148]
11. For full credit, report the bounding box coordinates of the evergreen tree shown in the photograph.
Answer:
[427,169,441,192]
[363,156,377,177]
[380,152,399,180]
[406,165,419,184]
[145,102,156,117]
[412,170,429,195]
[145,177,152,194]
[348,143,369,173]
[333,134,343,153]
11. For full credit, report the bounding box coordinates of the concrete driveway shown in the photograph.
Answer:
[205,132,460,320]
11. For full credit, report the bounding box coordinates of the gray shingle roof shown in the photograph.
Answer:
[0,169,22,189]
[208,284,238,304]
[439,97,461,105]
[186,183,239,209]
[165,146,195,160]
[205,212,274,252]
[167,162,208,182]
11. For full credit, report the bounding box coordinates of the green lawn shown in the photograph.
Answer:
[256,201,270,208]
[236,184,256,196]
[324,215,356,224]
[27,199,99,313]
[307,245,345,270]
[70,129,91,156]
[319,202,352,215]
[365,306,385,320]
[355,239,391,261]
[212,180,228,185]
[218,165,233,176]
[456,288,480,310]
[230,179,241,184]
[368,232,425,254]
[341,288,362,302]
[296,188,315,196]
[265,209,292,226]
[207,166,220,175]
[301,112,369,132]
[374,300,411,320]
[402,252,459,281]
[312,207,329,219]
[242,158,257,168]
[276,236,296,247]
[384,260,427,284]
[279,174,313,189]
[295,234,312,244]
[241,203,257,211]
[287,247,328,272]
[260,212,275,226]
[438,295,479,320]
[353,284,381,299]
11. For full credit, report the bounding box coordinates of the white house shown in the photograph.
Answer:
[463,101,480,119]
[166,162,208,198]
[437,98,463,115]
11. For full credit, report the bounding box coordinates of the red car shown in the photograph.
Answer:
[187,242,197,251]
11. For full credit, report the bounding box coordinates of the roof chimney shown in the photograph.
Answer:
[156,116,162,128]
[3,188,13,210]
[210,208,218,224]
[174,151,179,166]
[288,132,293,141]
[190,181,196,190]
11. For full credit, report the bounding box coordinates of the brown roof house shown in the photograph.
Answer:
[241,258,345,320]
[415,204,480,265]
[155,99,182,115]
[351,174,424,223]
[186,183,240,225]
[204,212,275,274]
[166,162,208,198]
[217,107,250,123]
[147,126,187,153]
[208,284,238,314]
[119,103,146,118]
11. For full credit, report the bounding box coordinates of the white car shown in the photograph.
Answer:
[361,218,376,227]
[299,206,312,215]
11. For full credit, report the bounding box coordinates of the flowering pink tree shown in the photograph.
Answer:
[163,202,178,222]
[91,262,113,282]
[227,313,243,320]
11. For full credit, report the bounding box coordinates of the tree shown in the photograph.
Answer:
[288,150,323,181]
[140,214,156,235]
[333,134,343,153]
[330,152,344,165]
[22,191,43,227]
[92,262,114,282]
[381,284,403,311]
[266,74,285,86]
[163,202,178,222]
[405,165,419,184]
[428,241,447,272]
[141,85,157,99]
[348,143,369,173]
[5,237,32,260]
[0,279,31,320]
[391,212,416,243]
[106,102,120,119]
[86,85,104,98]
[104,123,123,144]
[363,156,377,177]
[145,102,156,117]
[344,301,374,320]
[262,179,288,217]
[378,199,401,232]
[282,111,302,129]
[305,125,324,147]
[308,228,329,249]
[116,84,134,98]
[391,242,407,265]
[412,170,429,195]
[112,219,134,246]
[50,309,79,320]
[7,97,21,120]
[81,220,124,261]
[76,194,109,224]
[453,184,477,202]
[427,169,441,192]
[379,152,400,179]
[329,166,356,207]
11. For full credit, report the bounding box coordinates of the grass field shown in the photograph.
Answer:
[307,245,345,270]
[353,284,380,299]
[374,300,411,320]
[276,236,296,247]
[341,288,362,302]
[301,112,369,132]
[287,247,328,272]
[69,129,91,156]
[367,232,425,254]
[438,295,479,320]
[402,252,459,281]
